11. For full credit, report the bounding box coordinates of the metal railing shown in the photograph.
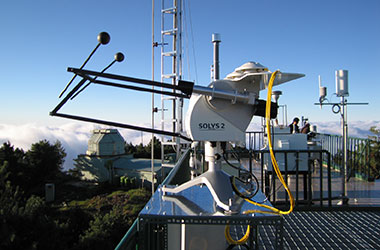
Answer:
[246,131,265,150]
[115,149,190,250]
[247,131,377,182]
[318,133,374,181]
[247,149,334,209]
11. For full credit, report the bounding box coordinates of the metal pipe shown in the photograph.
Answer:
[59,43,100,98]
[212,33,221,81]
[172,0,177,136]
[51,78,88,114]
[70,52,125,100]
[90,78,189,98]
[192,85,253,104]
[151,0,155,195]
[160,0,164,166]
[59,32,110,98]
[327,152,332,207]
[342,96,348,202]
[51,112,192,141]
[70,60,116,100]
[67,68,186,92]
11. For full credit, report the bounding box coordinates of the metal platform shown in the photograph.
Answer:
[243,158,380,207]
[116,155,380,250]
[259,210,380,249]
[138,185,284,250]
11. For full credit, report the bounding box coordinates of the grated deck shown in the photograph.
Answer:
[258,211,380,249]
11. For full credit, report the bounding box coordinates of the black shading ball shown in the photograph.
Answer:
[97,32,110,45]
[114,52,125,62]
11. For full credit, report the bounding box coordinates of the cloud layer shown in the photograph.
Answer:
[1,120,379,170]
[313,120,380,138]
[0,122,151,170]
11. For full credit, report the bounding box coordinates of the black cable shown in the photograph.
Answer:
[223,152,259,199]
[225,151,284,204]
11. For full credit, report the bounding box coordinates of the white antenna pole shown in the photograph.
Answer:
[342,95,348,201]
[336,69,349,204]
[316,70,368,205]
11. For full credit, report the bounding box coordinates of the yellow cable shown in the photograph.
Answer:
[240,70,294,215]
[224,224,250,245]
[263,70,295,214]
[224,70,295,245]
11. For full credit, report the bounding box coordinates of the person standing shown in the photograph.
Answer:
[289,117,300,134]
[301,122,310,134]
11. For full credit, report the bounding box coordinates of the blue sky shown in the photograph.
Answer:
[1,0,379,125]
[1,0,380,168]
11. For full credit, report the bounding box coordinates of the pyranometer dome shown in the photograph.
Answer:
[225,61,268,80]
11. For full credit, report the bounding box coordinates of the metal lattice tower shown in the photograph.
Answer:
[160,0,183,167]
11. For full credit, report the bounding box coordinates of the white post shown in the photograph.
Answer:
[336,69,349,203]
[342,97,348,201]
[205,141,222,172]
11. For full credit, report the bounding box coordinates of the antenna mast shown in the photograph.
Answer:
[151,0,155,195]
[160,0,183,169]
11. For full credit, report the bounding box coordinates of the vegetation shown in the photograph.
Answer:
[125,136,175,159]
[368,126,380,179]
[331,126,380,181]
[0,141,151,250]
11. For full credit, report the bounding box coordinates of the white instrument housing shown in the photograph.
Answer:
[185,62,304,142]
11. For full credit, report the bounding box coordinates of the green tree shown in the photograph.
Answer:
[67,167,83,179]
[368,126,380,179]
[25,140,66,192]
[77,207,125,250]
[146,136,162,158]
[133,143,148,158]
[124,142,136,155]
[132,136,175,159]
[369,126,380,141]
[0,142,27,190]
[23,195,47,218]
[77,188,150,250]
[0,194,68,250]
[0,159,61,250]
[0,139,155,249]
[0,161,24,216]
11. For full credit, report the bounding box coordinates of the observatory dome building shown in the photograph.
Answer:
[74,129,166,187]
[86,129,125,156]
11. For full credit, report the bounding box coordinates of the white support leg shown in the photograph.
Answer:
[162,141,235,212]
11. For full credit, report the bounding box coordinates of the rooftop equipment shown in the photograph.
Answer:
[336,69,349,97]
[50,31,304,213]
[50,30,308,248]
[315,70,368,205]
